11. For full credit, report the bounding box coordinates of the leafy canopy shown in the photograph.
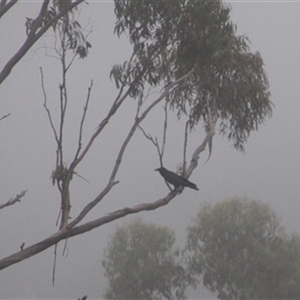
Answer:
[112,0,272,151]
[102,219,188,300]
[186,198,300,299]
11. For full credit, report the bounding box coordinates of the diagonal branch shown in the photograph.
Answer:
[0,113,11,121]
[0,191,176,271]
[183,120,189,173]
[0,0,17,19]
[72,80,93,163]
[0,190,27,210]
[187,108,218,178]
[40,67,59,144]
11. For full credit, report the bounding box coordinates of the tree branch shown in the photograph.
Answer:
[187,109,218,177]
[0,60,196,272]
[69,56,145,172]
[73,80,93,163]
[40,67,59,145]
[0,112,11,121]
[68,71,194,228]
[0,0,17,19]
[183,120,189,172]
[0,190,27,210]
[0,191,176,271]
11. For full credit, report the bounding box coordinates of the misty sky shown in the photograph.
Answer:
[1,1,300,299]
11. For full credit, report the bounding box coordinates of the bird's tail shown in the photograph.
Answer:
[189,182,199,190]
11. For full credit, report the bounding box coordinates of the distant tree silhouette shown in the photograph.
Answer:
[186,197,300,299]
[102,219,188,300]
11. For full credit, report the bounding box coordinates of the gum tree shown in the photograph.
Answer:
[102,219,187,300]
[0,0,272,270]
[186,198,300,299]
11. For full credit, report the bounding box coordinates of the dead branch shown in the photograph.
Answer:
[0,190,27,210]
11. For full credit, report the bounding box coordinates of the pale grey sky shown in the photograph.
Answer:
[1,1,300,298]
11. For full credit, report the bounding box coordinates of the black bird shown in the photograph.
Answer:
[155,167,199,191]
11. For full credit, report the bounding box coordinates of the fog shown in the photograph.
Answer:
[1,1,300,299]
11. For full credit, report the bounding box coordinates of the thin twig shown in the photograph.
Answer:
[0,190,27,210]
[0,113,11,121]
[138,125,158,147]
[52,244,57,286]
[73,80,93,163]
[183,120,189,173]
[40,67,59,144]
[161,104,168,164]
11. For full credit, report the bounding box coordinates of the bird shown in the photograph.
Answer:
[155,167,199,191]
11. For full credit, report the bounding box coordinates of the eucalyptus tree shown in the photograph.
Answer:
[186,198,300,299]
[102,219,187,300]
[0,0,272,271]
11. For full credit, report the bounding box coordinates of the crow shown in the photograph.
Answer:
[155,167,199,191]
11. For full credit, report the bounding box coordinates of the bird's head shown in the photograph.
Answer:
[155,167,163,172]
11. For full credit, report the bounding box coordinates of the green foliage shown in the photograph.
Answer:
[102,219,188,300]
[112,0,272,151]
[186,197,300,299]
[25,0,91,59]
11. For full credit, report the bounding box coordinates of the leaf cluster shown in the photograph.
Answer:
[112,0,272,150]
[25,0,91,59]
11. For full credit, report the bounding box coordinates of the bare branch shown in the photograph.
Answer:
[73,80,93,163]
[0,0,17,19]
[187,110,218,177]
[183,120,189,172]
[52,244,57,286]
[138,125,161,156]
[0,190,27,210]
[0,113,11,121]
[40,67,59,144]
[0,191,177,271]
[161,104,168,165]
